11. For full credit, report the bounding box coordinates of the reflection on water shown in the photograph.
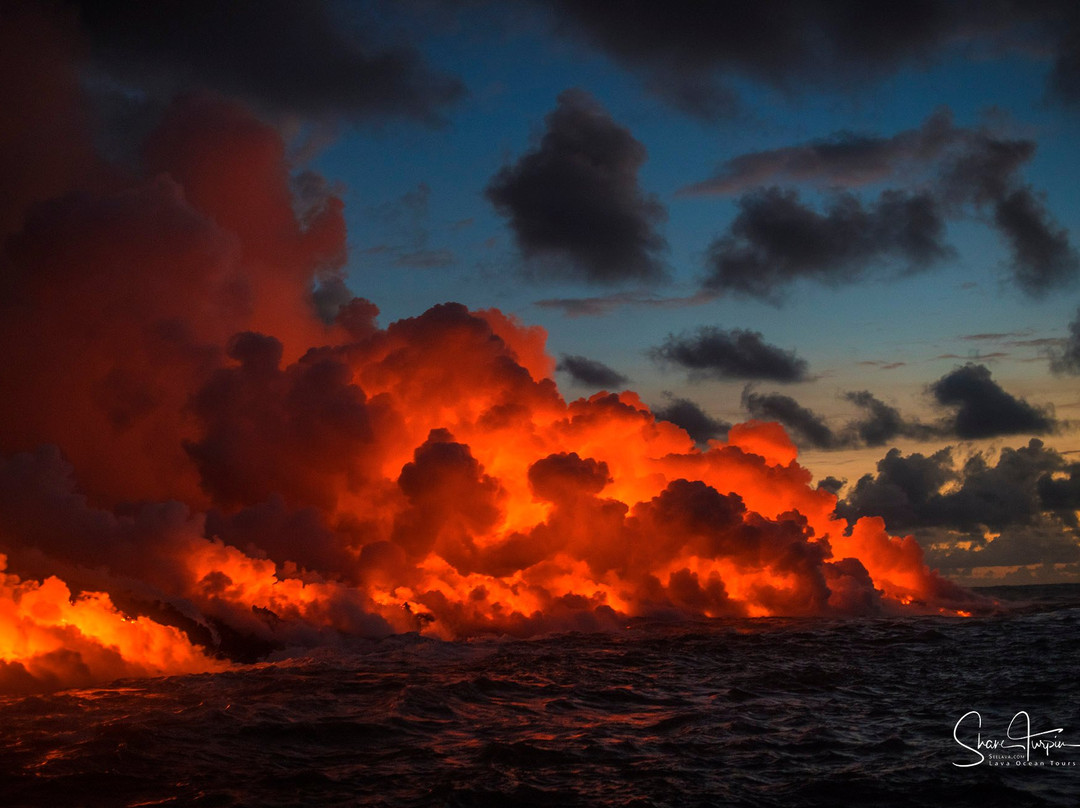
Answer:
[1,585,1078,808]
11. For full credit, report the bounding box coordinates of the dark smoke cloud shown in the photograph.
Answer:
[556,355,629,388]
[1050,306,1080,374]
[703,188,950,301]
[62,0,464,122]
[930,363,1056,439]
[486,89,667,285]
[742,389,839,450]
[184,331,383,512]
[0,92,350,504]
[652,395,730,444]
[539,1,1079,119]
[650,327,809,382]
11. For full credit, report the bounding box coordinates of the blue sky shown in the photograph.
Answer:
[312,4,1078,464]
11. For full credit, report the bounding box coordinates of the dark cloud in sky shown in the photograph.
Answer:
[993,188,1080,296]
[930,363,1056,439]
[680,108,957,196]
[843,390,938,447]
[839,446,954,531]
[693,110,1078,300]
[703,188,950,301]
[740,388,935,451]
[1049,18,1080,105]
[839,440,1080,573]
[742,389,839,449]
[652,395,730,444]
[732,365,1057,452]
[650,327,809,382]
[1049,306,1080,374]
[556,354,629,388]
[533,290,717,318]
[63,0,464,122]
[540,1,1080,120]
[486,89,667,285]
[844,441,1065,532]
[393,249,454,269]
[539,0,958,119]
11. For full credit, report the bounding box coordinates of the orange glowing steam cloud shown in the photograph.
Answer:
[0,5,981,693]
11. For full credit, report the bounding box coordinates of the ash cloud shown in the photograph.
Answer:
[652,395,730,444]
[650,327,810,382]
[63,0,464,122]
[742,389,840,450]
[0,0,991,692]
[486,89,667,285]
[556,354,629,388]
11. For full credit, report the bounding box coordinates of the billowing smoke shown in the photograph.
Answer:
[0,2,980,694]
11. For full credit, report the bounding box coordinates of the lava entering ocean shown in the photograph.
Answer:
[0,4,980,694]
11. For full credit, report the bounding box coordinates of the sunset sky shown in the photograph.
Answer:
[2,0,1080,634]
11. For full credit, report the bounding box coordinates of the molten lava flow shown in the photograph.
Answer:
[0,556,228,694]
[0,22,983,694]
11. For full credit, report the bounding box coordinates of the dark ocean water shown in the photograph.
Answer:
[2,585,1080,808]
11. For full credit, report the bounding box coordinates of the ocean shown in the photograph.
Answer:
[2,584,1079,808]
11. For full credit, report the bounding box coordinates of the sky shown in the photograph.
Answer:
[2,0,1080,679]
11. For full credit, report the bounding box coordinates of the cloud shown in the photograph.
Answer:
[742,388,839,449]
[930,363,1056,439]
[393,249,455,269]
[839,439,1080,573]
[652,395,730,444]
[733,366,1055,452]
[556,354,629,388]
[690,111,1078,300]
[539,2,1080,119]
[1049,15,1080,106]
[703,188,950,301]
[533,289,717,317]
[485,89,667,284]
[843,390,936,447]
[538,1,959,119]
[650,327,809,382]
[680,108,957,195]
[1050,306,1080,374]
[63,0,464,122]
[993,189,1080,296]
